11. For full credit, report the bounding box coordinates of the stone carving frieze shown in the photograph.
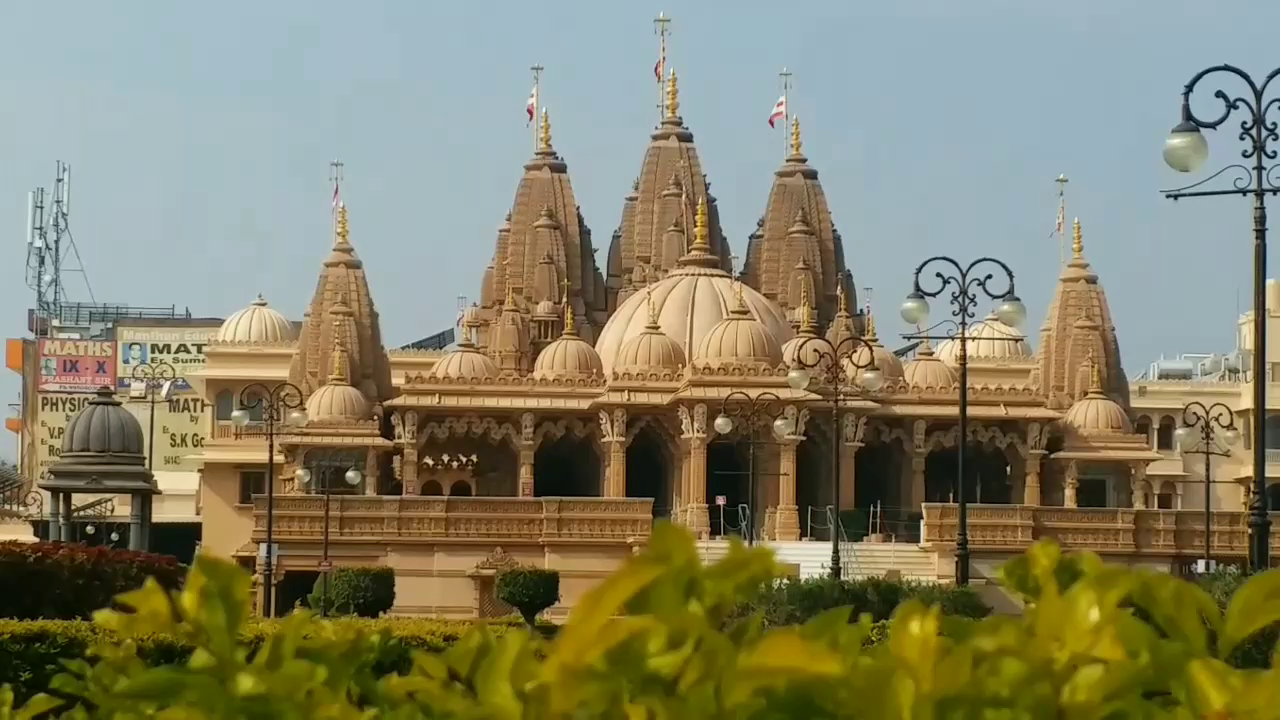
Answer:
[418,415,516,449]
[679,403,708,440]
[599,408,627,443]
[841,414,868,446]
[534,417,595,446]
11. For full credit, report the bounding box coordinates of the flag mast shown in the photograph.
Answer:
[531,64,544,152]
[1055,173,1069,267]
[655,12,671,121]
[329,159,344,233]
[780,68,793,158]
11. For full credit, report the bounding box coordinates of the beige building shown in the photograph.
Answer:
[179,77,1280,615]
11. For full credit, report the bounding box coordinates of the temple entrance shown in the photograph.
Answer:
[626,424,671,518]
[706,440,749,539]
[854,442,897,538]
[535,435,600,496]
[796,429,828,539]
[924,445,1011,504]
[418,436,517,496]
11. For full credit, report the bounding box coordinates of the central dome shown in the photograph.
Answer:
[596,199,791,373]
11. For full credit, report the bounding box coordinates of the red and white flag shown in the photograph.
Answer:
[654,56,664,81]
[768,95,786,128]
[526,87,537,125]
[1049,198,1065,239]
[331,182,340,210]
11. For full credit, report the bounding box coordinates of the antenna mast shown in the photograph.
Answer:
[25,161,94,337]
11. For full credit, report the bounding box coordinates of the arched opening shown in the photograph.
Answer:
[534,435,600,497]
[923,445,1009,504]
[449,480,473,497]
[1157,480,1178,509]
[706,439,749,539]
[421,479,444,496]
[1157,417,1176,451]
[1077,475,1110,508]
[854,442,898,539]
[1265,482,1280,511]
[215,389,234,421]
[418,435,517,497]
[974,447,1012,504]
[796,431,827,539]
[626,424,670,518]
[1134,415,1152,448]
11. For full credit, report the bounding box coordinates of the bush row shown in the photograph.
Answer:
[0,541,183,620]
[730,574,990,627]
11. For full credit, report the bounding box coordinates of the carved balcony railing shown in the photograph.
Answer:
[921,503,1280,558]
[211,421,269,441]
[251,496,654,543]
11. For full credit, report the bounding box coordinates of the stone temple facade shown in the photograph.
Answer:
[191,71,1276,618]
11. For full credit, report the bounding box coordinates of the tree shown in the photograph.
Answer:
[495,566,560,627]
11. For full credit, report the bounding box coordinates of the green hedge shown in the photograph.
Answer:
[0,615,526,704]
[0,541,183,620]
[307,566,396,617]
[730,574,990,627]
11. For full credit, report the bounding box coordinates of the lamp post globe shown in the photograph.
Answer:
[713,414,734,435]
[995,294,1028,328]
[772,416,794,440]
[1163,120,1209,174]
[786,367,811,390]
[230,408,251,427]
[345,468,363,486]
[1223,427,1243,446]
[295,468,312,486]
[1174,426,1195,450]
[287,409,308,426]
[900,292,930,325]
[860,366,885,392]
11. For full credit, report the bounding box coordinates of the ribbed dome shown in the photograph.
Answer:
[695,288,783,365]
[533,312,603,379]
[843,312,903,385]
[596,197,792,373]
[1063,359,1132,435]
[216,295,296,344]
[62,387,146,459]
[903,341,957,390]
[937,312,1032,365]
[305,339,370,422]
[781,288,834,370]
[433,328,500,381]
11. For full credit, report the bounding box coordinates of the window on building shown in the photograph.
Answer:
[215,389,234,421]
[238,470,267,505]
[1134,416,1152,448]
[1156,417,1176,451]
[1156,481,1177,509]
[1077,477,1109,508]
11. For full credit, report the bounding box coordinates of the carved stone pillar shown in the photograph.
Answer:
[680,404,710,539]
[1129,464,1148,509]
[775,437,801,541]
[841,414,868,512]
[401,410,420,495]
[519,412,536,497]
[599,409,628,498]
[401,448,418,495]
[910,455,926,508]
[1064,461,1079,508]
[1023,452,1043,506]
[364,449,379,496]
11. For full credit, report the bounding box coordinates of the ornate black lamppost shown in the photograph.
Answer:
[1173,402,1242,570]
[899,257,1027,586]
[129,361,178,471]
[712,390,796,545]
[230,383,307,617]
[786,327,884,579]
[1162,65,1280,571]
[295,458,362,617]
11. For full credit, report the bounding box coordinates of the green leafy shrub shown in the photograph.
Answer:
[729,572,989,628]
[306,565,396,617]
[0,541,182,620]
[6,526,1280,717]
[495,566,560,627]
[1196,564,1276,668]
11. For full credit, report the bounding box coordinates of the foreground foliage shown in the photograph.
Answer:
[0,541,182,621]
[6,525,1280,717]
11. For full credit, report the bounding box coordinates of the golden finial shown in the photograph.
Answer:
[335,202,350,248]
[1088,350,1102,392]
[1072,217,1083,259]
[665,67,680,118]
[865,307,877,339]
[798,284,818,333]
[329,318,349,383]
[645,288,660,327]
[538,108,552,152]
[734,278,747,311]
[561,278,575,334]
[790,116,803,156]
[691,195,710,252]
[460,322,474,346]
[836,280,849,315]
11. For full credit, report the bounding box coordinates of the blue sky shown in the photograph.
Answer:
[3,0,1279,457]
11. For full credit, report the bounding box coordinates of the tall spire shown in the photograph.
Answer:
[1055,173,1069,267]
[665,68,680,120]
[654,12,672,122]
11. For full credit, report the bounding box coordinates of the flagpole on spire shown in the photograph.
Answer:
[530,64,544,151]
[1055,173,1069,267]
[654,11,672,121]
[329,159,344,234]
[780,68,793,158]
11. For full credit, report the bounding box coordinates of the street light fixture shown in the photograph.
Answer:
[713,390,794,545]
[296,461,362,617]
[787,321,883,579]
[129,361,179,472]
[1161,64,1280,572]
[231,382,307,617]
[901,256,1024,585]
[1175,402,1241,570]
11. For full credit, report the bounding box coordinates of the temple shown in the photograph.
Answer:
[191,68,1280,618]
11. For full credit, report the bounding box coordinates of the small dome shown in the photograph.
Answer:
[533,312,603,380]
[305,340,370,422]
[903,342,957,390]
[937,312,1031,365]
[781,289,833,370]
[534,299,558,317]
[615,292,686,373]
[62,387,147,459]
[216,295,296,344]
[433,328,499,381]
[695,287,783,365]
[843,312,904,385]
[1063,359,1132,435]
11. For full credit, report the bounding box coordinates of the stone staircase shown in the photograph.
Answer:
[695,539,942,582]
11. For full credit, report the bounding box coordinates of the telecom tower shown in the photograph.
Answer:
[24,161,94,338]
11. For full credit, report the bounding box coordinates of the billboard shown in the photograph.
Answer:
[116,326,218,392]
[122,395,210,472]
[33,392,96,479]
[36,339,116,393]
